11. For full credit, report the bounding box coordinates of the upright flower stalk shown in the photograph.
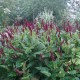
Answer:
[50,51,55,61]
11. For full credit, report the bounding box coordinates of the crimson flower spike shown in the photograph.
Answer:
[65,26,70,32]
[47,36,50,42]
[58,31,60,38]
[56,27,60,37]
[50,51,55,61]
[50,22,53,30]
[67,21,73,37]
[44,23,48,31]
[1,59,5,64]
[22,22,26,29]
[9,42,17,51]
[6,27,14,34]
[67,21,72,32]
[65,67,68,72]
[2,33,7,39]
[36,25,39,35]
[58,47,62,56]
[14,20,20,26]
[56,27,60,32]
[14,68,23,75]
[31,22,34,29]
[22,27,25,32]
[0,48,4,54]
[24,19,28,27]
[14,26,18,32]
[33,19,37,24]
[6,31,14,39]
[41,19,45,28]
[60,39,64,46]
[63,21,66,30]
[28,26,32,35]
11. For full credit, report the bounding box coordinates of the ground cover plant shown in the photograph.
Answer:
[0,19,80,80]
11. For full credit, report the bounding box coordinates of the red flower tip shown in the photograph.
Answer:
[65,67,68,72]
[65,27,69,32]
[41,19,45,27]
[0,48,4,54]
[47,36,50,42]
[56,27,60,32]
[6,31,14,39]
[44,23,48,31]
[58,31,60,38]
[1,59,5,64]
[58,47,62,56]
[36,25,39,35]
[14,20,20,26]
[60,39,64,46]
[0,54,2,57]
[58,47,60,53]
[28,26,32,35]
[14,68,23,75]
[22,27,25,32]
[50,22,53,30]
[50,51,55,61]
[10,42,17,51]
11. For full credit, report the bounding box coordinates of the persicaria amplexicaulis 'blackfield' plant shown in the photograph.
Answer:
[0,19,80,80]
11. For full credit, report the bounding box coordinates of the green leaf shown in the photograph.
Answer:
[55,52,60,59]
[8,72,16,77]
[75,77,80,80]
[35,67,51,77]
[21,76,30,80]
[76,59,80,65]
[35,67,48,71]
[31,77,39,80]
[34,50,45,55]
[57,67,65,77]
[68,70,76,75]
[16,61,23,68]
[27,62,34,69]
[40,70,51,77]
[0,65,9,71]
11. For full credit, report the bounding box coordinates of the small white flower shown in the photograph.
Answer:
[4,8,11,14]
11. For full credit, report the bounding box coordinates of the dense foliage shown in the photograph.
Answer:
[0,19,80,80]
